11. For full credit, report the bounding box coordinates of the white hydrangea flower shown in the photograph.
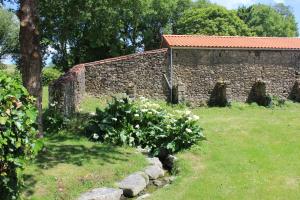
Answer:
[135,124,140,129]
[93,133,99,140]
[134,114,139,117]
[112,117,118,121]
[185,110,192,115]
[185,128,192,133]
[192,115,199,120]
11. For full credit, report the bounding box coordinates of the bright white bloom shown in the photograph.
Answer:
[134,114,139,117]
[93,133,99,140]
[185,110,192,115]
[90,112,96,116]
[192,115,199,120]
[185,128,192,133]
[118,99,125,103]
[125,110,131,114]
[112,118,118,121]
[135,124,140,129]
[141,109,148,112]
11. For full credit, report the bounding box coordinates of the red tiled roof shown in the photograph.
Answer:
[162,35,300,50]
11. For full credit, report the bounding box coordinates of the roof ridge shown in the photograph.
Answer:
[163,34,300,39]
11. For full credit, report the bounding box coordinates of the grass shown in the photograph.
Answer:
[149,102,300,200]
[22,133,147,200]
[22,89,147,200]
[24,85,300,199]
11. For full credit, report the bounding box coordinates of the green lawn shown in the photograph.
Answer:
[22,89,147,200]
[24,87,300,199]
[150,103,300,200]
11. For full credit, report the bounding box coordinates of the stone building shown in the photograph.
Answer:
[50,35,300,116]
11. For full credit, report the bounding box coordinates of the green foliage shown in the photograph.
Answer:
[87,97,204,155]
[0,73,41,200]
[237,4,298,37]
[0,7,19,60]
[42,67,62,86]
[177,6,253,36]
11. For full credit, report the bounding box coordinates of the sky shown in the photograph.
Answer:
[2,0,300,64]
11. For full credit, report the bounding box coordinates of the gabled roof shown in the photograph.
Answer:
[162,35,300,50]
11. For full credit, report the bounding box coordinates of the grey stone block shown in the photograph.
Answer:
[77,187,123,200]
[118,172,149,197]
[144,165,165,180]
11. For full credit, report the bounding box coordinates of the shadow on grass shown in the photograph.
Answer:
[33,143,129,170]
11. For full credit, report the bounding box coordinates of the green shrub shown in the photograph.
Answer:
[0,63,7,70]
[87,97,204,155]
[0,73,42,199]
[42,67,62,86]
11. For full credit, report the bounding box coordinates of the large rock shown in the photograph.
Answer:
[118,172,149,197]
[77,187,123,200]
[144,165,165,180]
[147,157,163,169]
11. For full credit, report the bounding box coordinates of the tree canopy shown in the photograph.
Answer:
[176,5,253,36]
[0,6,19,61]
[29,1,300,70]
[237,4,298,37]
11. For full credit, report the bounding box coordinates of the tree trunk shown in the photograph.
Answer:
[18,0,43,136]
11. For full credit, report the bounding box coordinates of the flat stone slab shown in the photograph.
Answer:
[147,157,163,169]
[118,172,149,197]
[145,165,165,180]
[77,187,123,200]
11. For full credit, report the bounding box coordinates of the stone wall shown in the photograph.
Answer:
[49,47,300,116]
[49,64,85,116]
[49,49,169,116]
[85,49,169,99]
[172,49,300,105]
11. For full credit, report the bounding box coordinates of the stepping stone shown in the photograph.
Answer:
[118,172,149,197]
[144,165,164,180]
[147,157,163,169]
[77,187,123,200]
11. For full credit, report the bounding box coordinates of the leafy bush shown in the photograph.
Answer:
[87,97,204,155]
[0,63,7,70]
[0,73,41,199]
[42,67,62,86]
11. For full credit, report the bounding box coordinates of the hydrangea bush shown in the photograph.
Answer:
[87,97,204,155]
[0,73,41,200]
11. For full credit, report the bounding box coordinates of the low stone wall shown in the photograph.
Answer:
[49,49,169,116]
[84,48,169,99]
[172,49,300,105]
[49,64,85,116]
[49,47,300,116]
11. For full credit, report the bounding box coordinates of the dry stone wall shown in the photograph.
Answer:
[85,49,169,99]
[172,49,300,105]
[49,47,300,116]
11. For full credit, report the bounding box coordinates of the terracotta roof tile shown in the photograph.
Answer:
[162,35,300,50]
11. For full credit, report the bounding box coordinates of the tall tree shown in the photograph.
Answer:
[237,4,298,37]
[177,5,253,36]
[18,0,43,134]
[0,7,19,61]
